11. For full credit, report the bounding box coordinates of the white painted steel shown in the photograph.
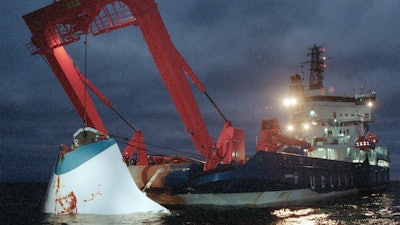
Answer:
[44,142,169,214]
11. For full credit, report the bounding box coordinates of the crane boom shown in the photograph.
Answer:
[23,0,245,170]
[129,0,215,158]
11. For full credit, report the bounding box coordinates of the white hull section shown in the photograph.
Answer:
[178,189,358,207]
[44,140,168,214]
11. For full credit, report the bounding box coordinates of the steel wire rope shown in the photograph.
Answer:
[111,132,231,164]
[110,133,228,164]
[109,133,205,160]
[83,34,88,128]
[81,33,139,132]
[114,137,223,164]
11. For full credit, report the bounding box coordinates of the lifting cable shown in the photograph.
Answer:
[204,91,228,122]
[80,34,138,132]
[110,107,138,131]
[178,52,229,122]
[110,133,226,163]
[109,133,205,159]
[83,33,88,128]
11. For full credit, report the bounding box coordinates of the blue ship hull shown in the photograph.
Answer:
[163,151,389,206]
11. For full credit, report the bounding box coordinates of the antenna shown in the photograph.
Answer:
[307,45,327,90]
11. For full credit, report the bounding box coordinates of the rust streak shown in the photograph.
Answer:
[55,191,78,214]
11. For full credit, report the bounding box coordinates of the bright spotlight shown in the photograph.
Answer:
[284,98,297,106]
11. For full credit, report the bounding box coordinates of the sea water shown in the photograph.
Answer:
[1,182,399,224]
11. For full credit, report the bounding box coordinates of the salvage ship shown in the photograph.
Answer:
[23,0,390,213]
[138,45,391,206]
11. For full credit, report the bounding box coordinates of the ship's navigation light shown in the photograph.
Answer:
[317,49,327,72]
[367,101,373,107]
[309,110,316,117]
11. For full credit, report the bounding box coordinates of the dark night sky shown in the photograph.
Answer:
[1,0,399,182]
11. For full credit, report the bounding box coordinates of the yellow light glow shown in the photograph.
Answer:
[288,125,294,131]
[303,123,310,130]
[367,101,373,107]
[272,208,335,224]
[284,98,297,106]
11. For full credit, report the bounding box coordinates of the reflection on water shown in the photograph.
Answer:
[271,208,338,225]
[335,191,400,225]
[44,212,167,225]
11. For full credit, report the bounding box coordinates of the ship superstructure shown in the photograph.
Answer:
[283,46,389,188]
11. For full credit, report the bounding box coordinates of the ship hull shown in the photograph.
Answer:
[132,151,389,207]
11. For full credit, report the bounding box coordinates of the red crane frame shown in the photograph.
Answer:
[23,0,245,170]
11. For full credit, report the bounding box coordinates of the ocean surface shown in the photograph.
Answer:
[1,181,399,225]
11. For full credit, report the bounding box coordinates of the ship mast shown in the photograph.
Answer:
[308,45,327,90]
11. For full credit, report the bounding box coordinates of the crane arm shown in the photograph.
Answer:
[24,0,244,170]
[127,0,216,160]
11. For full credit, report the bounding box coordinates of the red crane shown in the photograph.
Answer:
[256,118,311,152]
[23,0,245,170]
